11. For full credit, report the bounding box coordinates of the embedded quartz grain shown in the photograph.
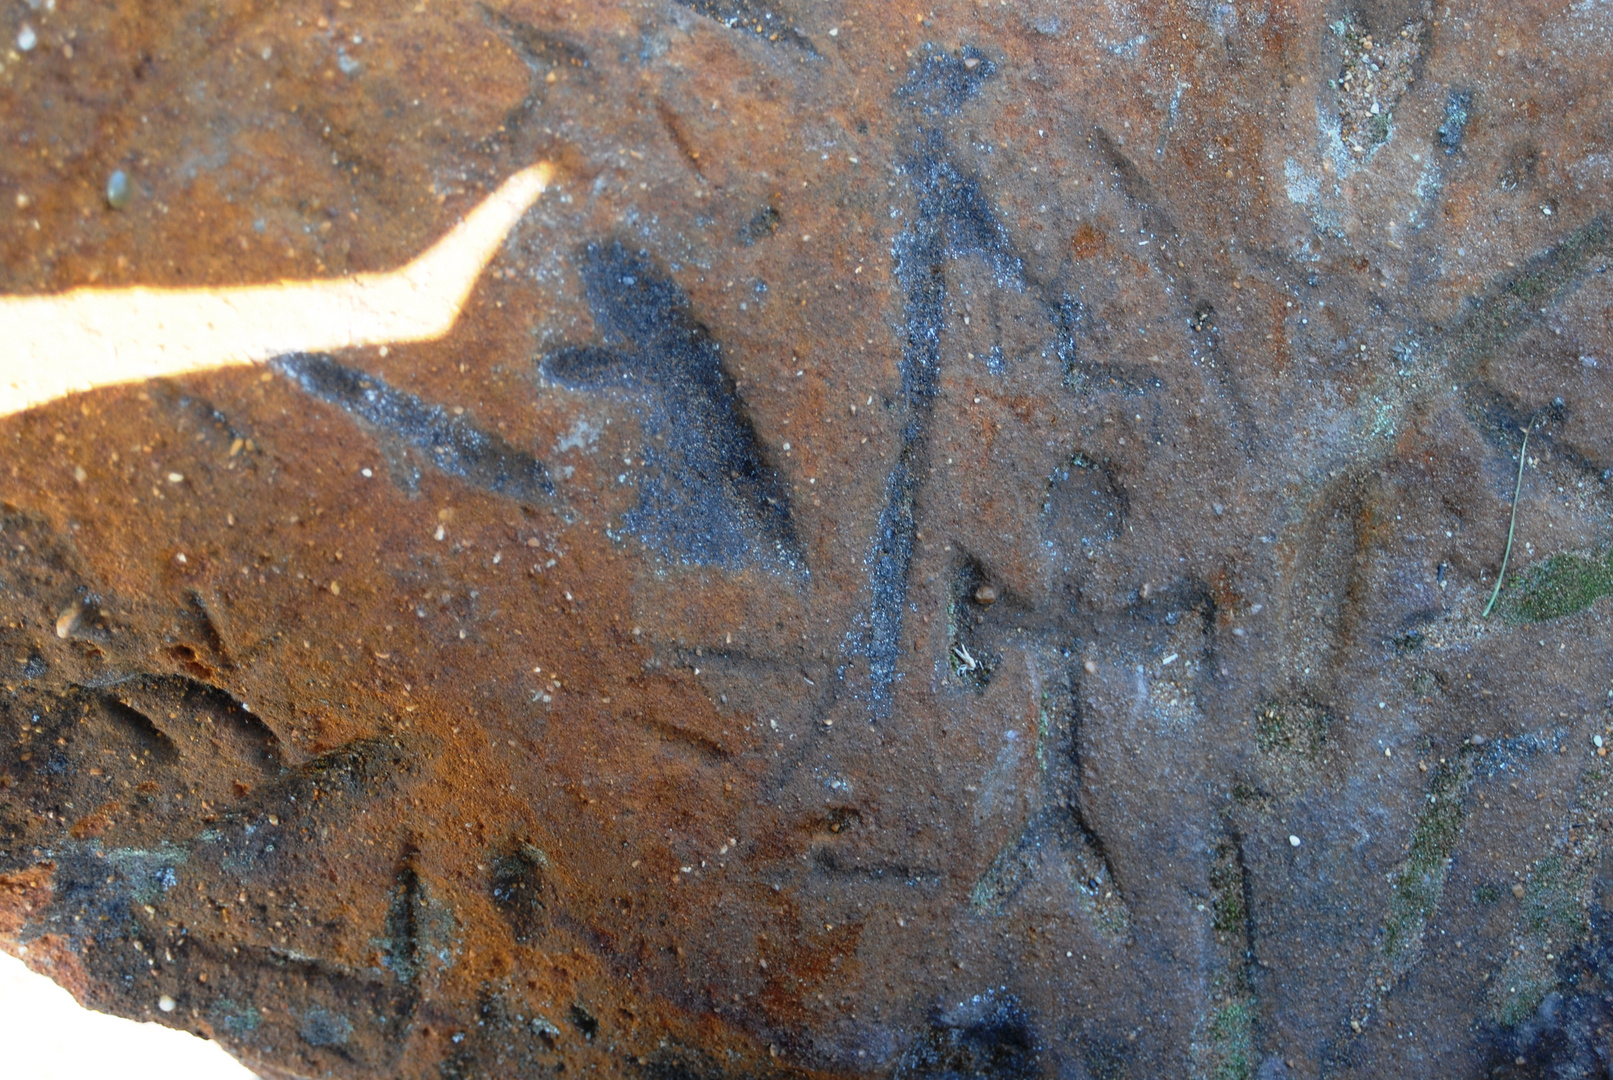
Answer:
[3,2,1613,1078]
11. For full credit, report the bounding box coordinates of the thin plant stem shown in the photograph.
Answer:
[1483,424,1532,619]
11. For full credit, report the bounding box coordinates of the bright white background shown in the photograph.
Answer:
[0,951,258,1080]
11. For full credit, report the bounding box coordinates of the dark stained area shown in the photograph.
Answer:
[273,352,555,504]
[672,0,817,55]
[541,241,803,573]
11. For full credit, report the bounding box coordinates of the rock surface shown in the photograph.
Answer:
[3,1,1613,1077]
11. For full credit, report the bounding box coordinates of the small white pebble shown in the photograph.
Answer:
[167,472,183,483]
[434,525,445,541]
[1289,834,1302,847]
[828,26,839,36]
[106,170,132,210]
[17,24,36,51]
[1595,735,1604,749]
[158,995,175,1012]
[360,467,373,478]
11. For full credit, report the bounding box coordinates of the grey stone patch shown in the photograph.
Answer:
[299,1006,355,1047]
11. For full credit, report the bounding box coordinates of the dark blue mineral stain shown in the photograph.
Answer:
[539,241,802,573]
[298,1007,355,1048]
[894,988,1039,1080]
[836,45,1161,722]
[904,45,997,118]
[843,47,1025,720]
[44,843,186,950]
[672,0,818,55]
[272,353,554,504]
[1438,89,1472,154]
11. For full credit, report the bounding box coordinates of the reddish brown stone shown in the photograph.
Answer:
[4,2,1613,1078]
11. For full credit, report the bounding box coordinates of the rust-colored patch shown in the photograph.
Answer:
[0,864,53,939]
[67,801,120,839]
[1070,221,1108,260]
[14,934,93,1006]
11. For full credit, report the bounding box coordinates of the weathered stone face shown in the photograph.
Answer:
[3,2,1613,1077]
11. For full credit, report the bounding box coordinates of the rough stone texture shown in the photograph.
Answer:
[3,2,1613,1078]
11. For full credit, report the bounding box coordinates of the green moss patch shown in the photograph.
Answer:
[1496,968,1556,1029]
[1450,218,1611,378]
[1499,549,1613,623]
[1209,839,1247,941]
[1382,755,1474,969]
[1206,1000,1254,1080]
[1524,854,1590,941]
[1255,699,1330,758]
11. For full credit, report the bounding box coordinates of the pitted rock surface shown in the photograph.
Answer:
[4,2,1613,1078]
